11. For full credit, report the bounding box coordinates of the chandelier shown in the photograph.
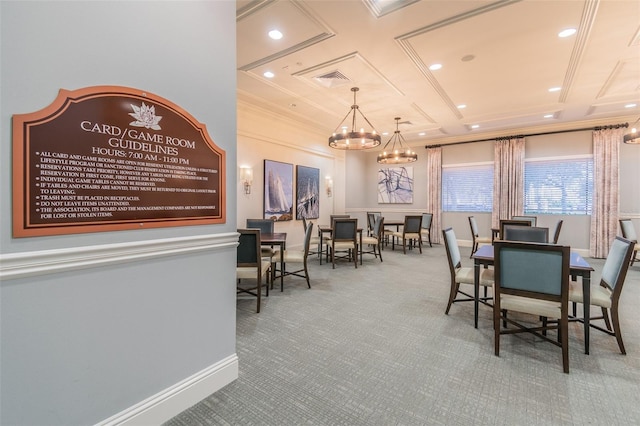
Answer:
[377,117,418,164]
[623,118,639,144]
[328,87,381,150]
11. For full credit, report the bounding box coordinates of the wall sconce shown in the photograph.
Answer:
[240,166,253,194]
[325,176,333,197]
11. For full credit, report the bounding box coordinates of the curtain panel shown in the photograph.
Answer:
[492,137,525,228]
[426,147,442,244]
[590,128,624,258]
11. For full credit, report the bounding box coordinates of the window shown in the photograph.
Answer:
[524,156,593,215]
[442,163,493,212]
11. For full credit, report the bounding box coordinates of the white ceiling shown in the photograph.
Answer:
[237,0,640,147]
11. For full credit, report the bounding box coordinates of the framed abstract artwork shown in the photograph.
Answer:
[295,165,320,220]
[264,160,293,221]
[378,166,413,203]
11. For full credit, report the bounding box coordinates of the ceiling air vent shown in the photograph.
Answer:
[313,70,351,88]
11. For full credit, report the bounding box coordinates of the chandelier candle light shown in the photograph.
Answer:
[623,117,639,144]
[377,117,418,164]
[328,87,381,150]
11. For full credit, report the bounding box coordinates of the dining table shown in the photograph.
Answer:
[472,244,594,354]
[261,232,287,289]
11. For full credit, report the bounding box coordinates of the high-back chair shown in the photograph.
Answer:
[552,220,564,244]
[569,236,635,354]
[468,216,492,258]
[276,222,314,290]
[246,218,275,234]
[236,229,272,313]
[330,214,350,223]
[303,217,322,259]
[327,218,358,269]
[619,219,639,266]
[493,240,570,373]
[392,215,423,254]
[367,212,381,236]
[443,227,494,316]
[361,215,384,263]
[421,212,433,247]
[511,215,537,226]
[503,225,549,243]
[247,218,277,263]
[498,219,531,240]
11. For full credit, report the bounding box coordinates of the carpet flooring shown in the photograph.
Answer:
[165,242,640,425]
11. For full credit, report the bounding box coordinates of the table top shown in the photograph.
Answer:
[261,233,287,244]
[473,244,593,271]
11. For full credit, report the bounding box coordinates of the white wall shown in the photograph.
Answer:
[0,2,237,424]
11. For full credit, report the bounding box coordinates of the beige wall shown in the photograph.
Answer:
[237,100,344,248]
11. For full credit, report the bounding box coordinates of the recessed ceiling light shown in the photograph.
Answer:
[548,87,561,92]
[429,63,442,71]
[544,114,554,118]
[457,104,467,109]
[625,103,637,108]
[268,29,283,40]
[263,71,274,78]
[471,124,479,129]
[558,28,576,38]
[418,132,426,136]
[382,132,389,136]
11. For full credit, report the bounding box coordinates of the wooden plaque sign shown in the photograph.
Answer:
[13,86,226,237]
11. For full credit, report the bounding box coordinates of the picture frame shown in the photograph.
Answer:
[264,160,294,221]
[378,166,414,203]
[295,165,320,220]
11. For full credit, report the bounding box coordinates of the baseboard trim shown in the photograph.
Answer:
[96,354,238,426]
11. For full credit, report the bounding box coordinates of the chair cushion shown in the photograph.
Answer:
[261,247,276,257]
[236,261,270,280]
[392,231,421,239]
[329,241,356,250]
[361,236,379,245]
[569,282,612,308]
[283,250,305,263]
[421,229,430,235]
[500,294,562,319]
[476,237,492,244]
[455,266,494,286]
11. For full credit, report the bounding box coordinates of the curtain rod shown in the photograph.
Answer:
[424,122,629,149]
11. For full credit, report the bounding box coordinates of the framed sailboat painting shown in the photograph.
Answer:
[295,165,320,220]
[263,160,294,221]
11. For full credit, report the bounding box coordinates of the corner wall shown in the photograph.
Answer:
[0,2,237,424]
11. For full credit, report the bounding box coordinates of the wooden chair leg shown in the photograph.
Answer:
[610,307,626,354]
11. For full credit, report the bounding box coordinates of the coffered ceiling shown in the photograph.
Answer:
[237,0,640,146]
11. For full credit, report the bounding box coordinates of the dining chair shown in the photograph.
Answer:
[275,222,314,290]
[552,220,564,244]
[421,212,433,247]
[246,218,277,258]
[303,217,323,259]
[361,215,384,263]
[493,240,570,373]
[468,216,492,258]
[498,219,531,240]
[392,215,422,254]
[236,229,272,313]
[569,236,635,354]
[443,227,494,316]
[503,225,549,243]
[327,218,358,269]
[619,219,639,266]
[330,214,350,223]
[511,215,537,226]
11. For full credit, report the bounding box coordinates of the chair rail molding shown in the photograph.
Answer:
[0,233,239,280]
